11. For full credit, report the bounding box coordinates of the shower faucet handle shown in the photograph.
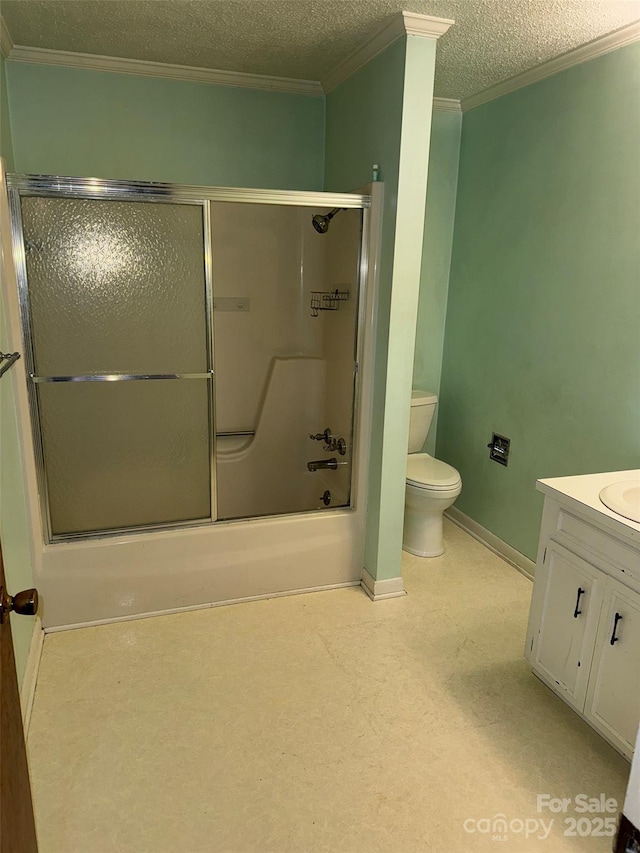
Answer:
[309,428,333,443]
[323,437,347,456]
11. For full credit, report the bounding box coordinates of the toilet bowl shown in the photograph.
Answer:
[404,453,462,557]
[402,390,462,557]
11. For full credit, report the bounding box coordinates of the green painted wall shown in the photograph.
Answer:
[438,43,640,562]
[413,109,462,454]
[0,55,15,169]
[1,54,35,690]
[5,62,325,189]
[326,35,438,581]
[0,297,36,690]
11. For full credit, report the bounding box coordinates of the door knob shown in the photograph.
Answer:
[1,587,39,621]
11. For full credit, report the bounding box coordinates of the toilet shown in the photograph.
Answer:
[403,390,462,557]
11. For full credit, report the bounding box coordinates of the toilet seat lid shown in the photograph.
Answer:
[406,453,461,489]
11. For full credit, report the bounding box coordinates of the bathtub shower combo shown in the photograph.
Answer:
[3,175,379,628]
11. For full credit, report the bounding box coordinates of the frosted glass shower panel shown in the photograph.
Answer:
[38,380,211,535]
[20,197,208,376]
[16,191,214,538]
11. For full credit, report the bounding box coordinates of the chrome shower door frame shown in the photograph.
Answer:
[7,175,217,542]
[6,175,372,545]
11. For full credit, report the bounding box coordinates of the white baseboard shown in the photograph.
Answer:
[445,507,535,581]
[20,616,44,734]
[361,568,407,601]
[43,580,362,633]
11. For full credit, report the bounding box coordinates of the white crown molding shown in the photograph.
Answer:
[322,11,453,94]
[433,97,462,113]
[462,18,640,112]
[4,36,456,114]
[6,45,325,96]
[401,12,455,40]
[0,16,14,59]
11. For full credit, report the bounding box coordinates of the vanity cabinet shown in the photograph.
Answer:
[586,580,640,752]
[531,542,604,710]
[526,472,640,761]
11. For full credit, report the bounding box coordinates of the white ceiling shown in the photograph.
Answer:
[2,0,640,100]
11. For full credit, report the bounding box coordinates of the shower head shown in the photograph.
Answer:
[312,207,344,234]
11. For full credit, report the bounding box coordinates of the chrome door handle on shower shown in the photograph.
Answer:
[30,370,214,383]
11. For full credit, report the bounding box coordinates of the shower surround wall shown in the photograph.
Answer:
[210,203,324,437]
[211,202,361,519]
[212,203,323,520]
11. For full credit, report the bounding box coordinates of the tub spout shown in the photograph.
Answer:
[307,457,342,472]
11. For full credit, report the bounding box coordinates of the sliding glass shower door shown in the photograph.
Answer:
[15,193,213,538]
[8,176,369,544]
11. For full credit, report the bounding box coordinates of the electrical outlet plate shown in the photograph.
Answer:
[488,433,510,466]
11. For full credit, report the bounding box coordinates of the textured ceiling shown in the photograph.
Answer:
[3,0,640,100]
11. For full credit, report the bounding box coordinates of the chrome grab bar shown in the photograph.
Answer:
[31,371,213,383]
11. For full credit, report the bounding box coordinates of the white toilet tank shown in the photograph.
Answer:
[408,390,438,453]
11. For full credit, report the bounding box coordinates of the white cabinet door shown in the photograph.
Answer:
[585,579,640,758]
[531,542,605,709]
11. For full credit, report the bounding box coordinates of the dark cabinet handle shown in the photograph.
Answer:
[573,587,585,618]
[610,612,623,646]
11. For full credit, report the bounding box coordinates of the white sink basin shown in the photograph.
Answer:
[599,480,640,523]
